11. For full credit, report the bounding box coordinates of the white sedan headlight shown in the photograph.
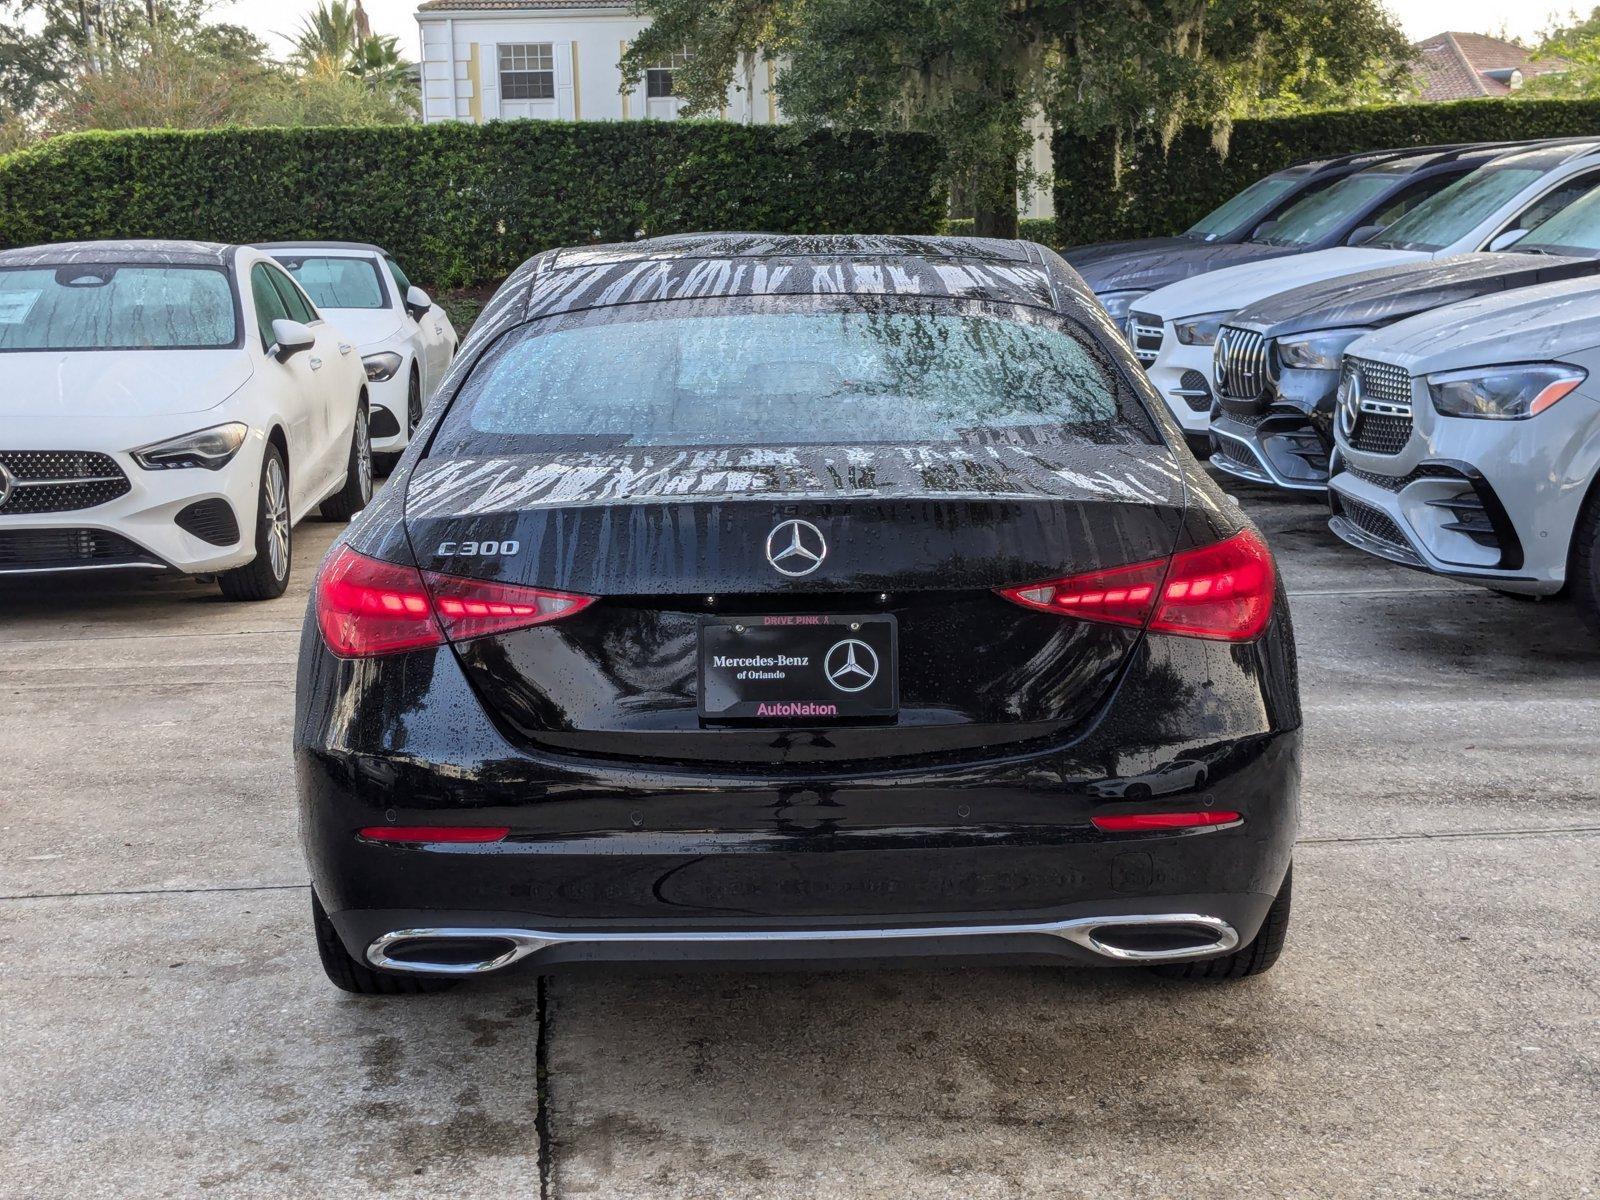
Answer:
[1427,363,1587,420]
[1173,312,1232,347]
[363,351,404,382]
[1097,290,1148,323]
[1276,328,1373,371]
[130,422,249,471]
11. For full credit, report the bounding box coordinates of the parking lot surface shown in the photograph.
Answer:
[2,483,1596,1199]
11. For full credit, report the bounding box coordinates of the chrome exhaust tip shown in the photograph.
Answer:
[365,912,1240,976]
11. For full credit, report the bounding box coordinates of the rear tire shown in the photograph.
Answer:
[218,443,290,601]
[312,891,457,996]
[1568,491,1600,632]
[320,397,373,521]
[1150,864,1292,981]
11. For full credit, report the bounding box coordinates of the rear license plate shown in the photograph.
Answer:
[698,614,898,720]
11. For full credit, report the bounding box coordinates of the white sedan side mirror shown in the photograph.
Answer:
[271,318,315,362]
[405,285,432,318]
[1487,228,1529,253]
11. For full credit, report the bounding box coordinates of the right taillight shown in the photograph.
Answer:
[316,546,594,658]
[998,528,1276,642]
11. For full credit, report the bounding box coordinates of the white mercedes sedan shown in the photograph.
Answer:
[0,239,371,600]
[257,241,458,470]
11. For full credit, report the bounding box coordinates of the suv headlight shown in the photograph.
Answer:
[1276,328,1373,371]
[1174,312,1231,346]
[130,422,250,471]
[1098,290,1148,323]
[1427,363,1587,420]
[363,351,404,382]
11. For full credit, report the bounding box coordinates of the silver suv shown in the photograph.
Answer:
[1326,273,1600,627]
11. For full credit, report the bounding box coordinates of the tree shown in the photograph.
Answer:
[1515,8,1600,99]
[621,0,1412,238]
[0,0,418,144]
[287,0,415,108]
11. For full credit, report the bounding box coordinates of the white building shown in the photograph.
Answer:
[413,0,1052,218]
[415,0,780,126]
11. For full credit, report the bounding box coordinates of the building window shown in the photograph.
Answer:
[646,52,689,98]
[499,43,555,100]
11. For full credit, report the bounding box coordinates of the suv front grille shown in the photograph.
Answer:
[1128,313,1163,365]
[1214,326,1270,401]
[0,450,131,515]
[0,528,160,572]
[1341,358,1414,456]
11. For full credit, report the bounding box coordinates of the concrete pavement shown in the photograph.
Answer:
[1,486,1595,1198]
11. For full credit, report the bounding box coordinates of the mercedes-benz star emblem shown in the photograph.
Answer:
[0,462,13,511]
[824,638,879,693]
[1338,371,1362,441]
[765,518,827,577]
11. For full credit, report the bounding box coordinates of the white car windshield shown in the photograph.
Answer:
[1518,185,1600,255]
[274,255,387,310]
[1250,173,1395,247]
[1371,167,1544,252]
[0,264,236,351]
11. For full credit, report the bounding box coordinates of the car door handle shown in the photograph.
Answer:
[309,356,323,370]
[338,343,353,355]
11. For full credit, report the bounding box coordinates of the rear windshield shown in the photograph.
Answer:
[1251,173,1393,247]
[1185,173,1301,241]
[0,264,236,351]
[429,298,1157,456]
[273,254,387,310]
[1371,167,1544,252]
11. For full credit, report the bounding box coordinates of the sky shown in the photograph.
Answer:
[214,0,1577,61]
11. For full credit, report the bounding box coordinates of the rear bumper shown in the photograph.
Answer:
[339,893,1275,975]
[297,605,1302,975]
[300,722,1300,973]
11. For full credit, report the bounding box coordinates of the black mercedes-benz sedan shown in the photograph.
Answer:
[295,234,1301,995]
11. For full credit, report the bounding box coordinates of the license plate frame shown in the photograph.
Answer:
[697,613,899,721]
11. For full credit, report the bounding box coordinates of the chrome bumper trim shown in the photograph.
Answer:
[366,913,1241,976]
[1211,426,1328,493]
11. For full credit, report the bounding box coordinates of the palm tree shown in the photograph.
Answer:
[286,0,414,103]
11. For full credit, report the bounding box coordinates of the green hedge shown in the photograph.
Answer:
[1053,99,1600,246]
[0,121,946,288]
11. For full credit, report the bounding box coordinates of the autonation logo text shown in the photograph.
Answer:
[754,701,839,717]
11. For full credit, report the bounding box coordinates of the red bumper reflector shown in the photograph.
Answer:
[1092,811,1241,832]
[358,825,511,843]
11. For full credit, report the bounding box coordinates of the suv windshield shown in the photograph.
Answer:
[274,254,387,310]
[1371,167,1544,251]
[0,264,236,351]
[430,298,1157,456]
[1517,185,1600,255]
[1185,173,1303,242]
[1251,174,1394,247]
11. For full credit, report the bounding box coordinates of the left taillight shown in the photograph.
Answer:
[997,528,1276,643]
[316,546,595,658]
